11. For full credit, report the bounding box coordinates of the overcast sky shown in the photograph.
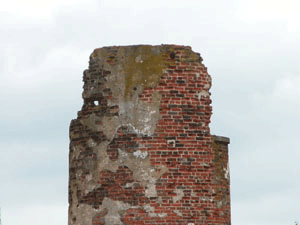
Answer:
[1,0,300,224]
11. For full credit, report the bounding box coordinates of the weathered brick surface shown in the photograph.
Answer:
[69,45,231,225]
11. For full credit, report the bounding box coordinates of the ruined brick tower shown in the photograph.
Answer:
[69,45,231,225]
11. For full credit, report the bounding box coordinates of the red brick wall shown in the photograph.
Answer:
[69,45,231,225]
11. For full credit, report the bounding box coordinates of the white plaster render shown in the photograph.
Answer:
[197,90,210,100]
[69,203,100,225]
[72,121,163,195]
[102,198,131,225]
[135,55,143,63]
[167,139,176,147]
[173,209,183,217]
[82,143,169,198]
[68,182,100,225]
[133,150,148,159]
[123,182,138,188]
[224,163,230,180]
[143,204,168,218]
[201,196,214,202]
[173,188,184,203]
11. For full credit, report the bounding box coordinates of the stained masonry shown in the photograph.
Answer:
[69,45,231,225]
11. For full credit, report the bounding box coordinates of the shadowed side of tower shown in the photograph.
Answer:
[68,45,231,225]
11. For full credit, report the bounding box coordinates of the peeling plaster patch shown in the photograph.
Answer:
[87,139,97,147]
[82,60,162,138]
[135,55,143,63]
[201,196,214,202]
[91,144,168,199]
[204,83,211,89]
[82,181,98,196]
[224,164,230,179]
[143,204,156,217]
[143,204,168,218]
[157,196,163,204]
[173,210,183,217]
[70,149,168,224]
[216,201,223,208]
[133,150,148,159]
[95,141,120,173]
[167,139,176,148]
[188,223,195,225]
[191,190,197,197]
[111,92,162,137]
[100,116,120,140]
[145,182,157,198]
[81,72,162,140]
[102,198,131,225]
[123,182,138,188]
[80,114,99,132]
[150,165,169,179]
[198,90,210,100]
[86,174,93,182]
[71,145,81,161]
[150,110,157,114]
[121,92,161,136]
[76,86,165,201]
[200,162,210,168]
[116,149,168,193]
[158,213,168,218]
[69,198,100,225]
[74,205,100,225]
[173,188,184,203]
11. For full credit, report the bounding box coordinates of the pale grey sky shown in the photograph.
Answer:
[1,0,300,224]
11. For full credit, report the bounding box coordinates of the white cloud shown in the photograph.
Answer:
[233,189,300,225]
[231,136,300,184]
[2,45,88,89]
[251,74,300,116]
[236,0,300,32]
[0,140,68,223]
[0,0,84,19]
[272,75,300,100]
[0,44,85,133]
[1,1,300,225]
[3,204,67,225]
